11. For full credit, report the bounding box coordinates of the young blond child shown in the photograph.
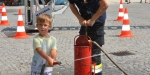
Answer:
[31,13,57,75]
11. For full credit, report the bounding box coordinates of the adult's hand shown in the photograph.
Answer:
[86,19,95,26]
[79,18,87,26]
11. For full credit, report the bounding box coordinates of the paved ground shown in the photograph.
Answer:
[0,0,150,75]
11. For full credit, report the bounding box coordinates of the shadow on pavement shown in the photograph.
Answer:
[1,27,34,38]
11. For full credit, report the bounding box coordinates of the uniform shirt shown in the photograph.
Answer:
[68,0,106,23]
[32,35,57,69]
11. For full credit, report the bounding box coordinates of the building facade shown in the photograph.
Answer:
[0,0,52,6]
[0,0,24,5]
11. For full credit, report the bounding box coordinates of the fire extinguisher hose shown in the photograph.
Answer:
[92,41,128,75]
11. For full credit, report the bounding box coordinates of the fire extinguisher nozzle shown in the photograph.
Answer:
[53,61,62,65]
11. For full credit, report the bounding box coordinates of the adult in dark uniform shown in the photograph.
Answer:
[68,0,108,75]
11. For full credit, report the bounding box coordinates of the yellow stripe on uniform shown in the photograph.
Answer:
[92,63,102,73]
[92,63,102,69]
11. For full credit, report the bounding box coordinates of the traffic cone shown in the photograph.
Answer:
[0,6,2,13]
[119,8,133,37]
[0,2,3,13]
[115,0,124,22]
[0,3,10,26]
[13,9,29,39]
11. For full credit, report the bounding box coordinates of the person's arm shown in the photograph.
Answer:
[50,49,57,61]
[33,38,54,66]
[36,48,54,66]
[49,37,57,62]
[87,0,109,26]
[69,3,87,26]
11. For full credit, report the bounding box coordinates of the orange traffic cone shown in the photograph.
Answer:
[119,8,133,37]
[115,0,124,22]
[0,2,2,13]
[0,6,2,13]
[13,9,29,39]
[0,3,10,26]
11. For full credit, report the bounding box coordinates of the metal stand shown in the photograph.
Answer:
[24,0,69,30]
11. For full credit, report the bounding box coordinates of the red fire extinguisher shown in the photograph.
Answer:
[74,35,95,75]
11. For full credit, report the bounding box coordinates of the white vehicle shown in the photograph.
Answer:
[24,0,68,30]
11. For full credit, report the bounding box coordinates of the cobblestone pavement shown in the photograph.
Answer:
[0,1,150,75]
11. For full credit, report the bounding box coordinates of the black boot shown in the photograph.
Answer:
[92,72,102,75]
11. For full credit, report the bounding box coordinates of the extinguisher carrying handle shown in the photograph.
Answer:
[74,35,92,45]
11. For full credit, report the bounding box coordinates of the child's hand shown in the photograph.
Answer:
[47,57,54,66]
[53,59,57,62]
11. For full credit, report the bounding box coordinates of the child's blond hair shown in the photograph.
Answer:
[36,13,52,26]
